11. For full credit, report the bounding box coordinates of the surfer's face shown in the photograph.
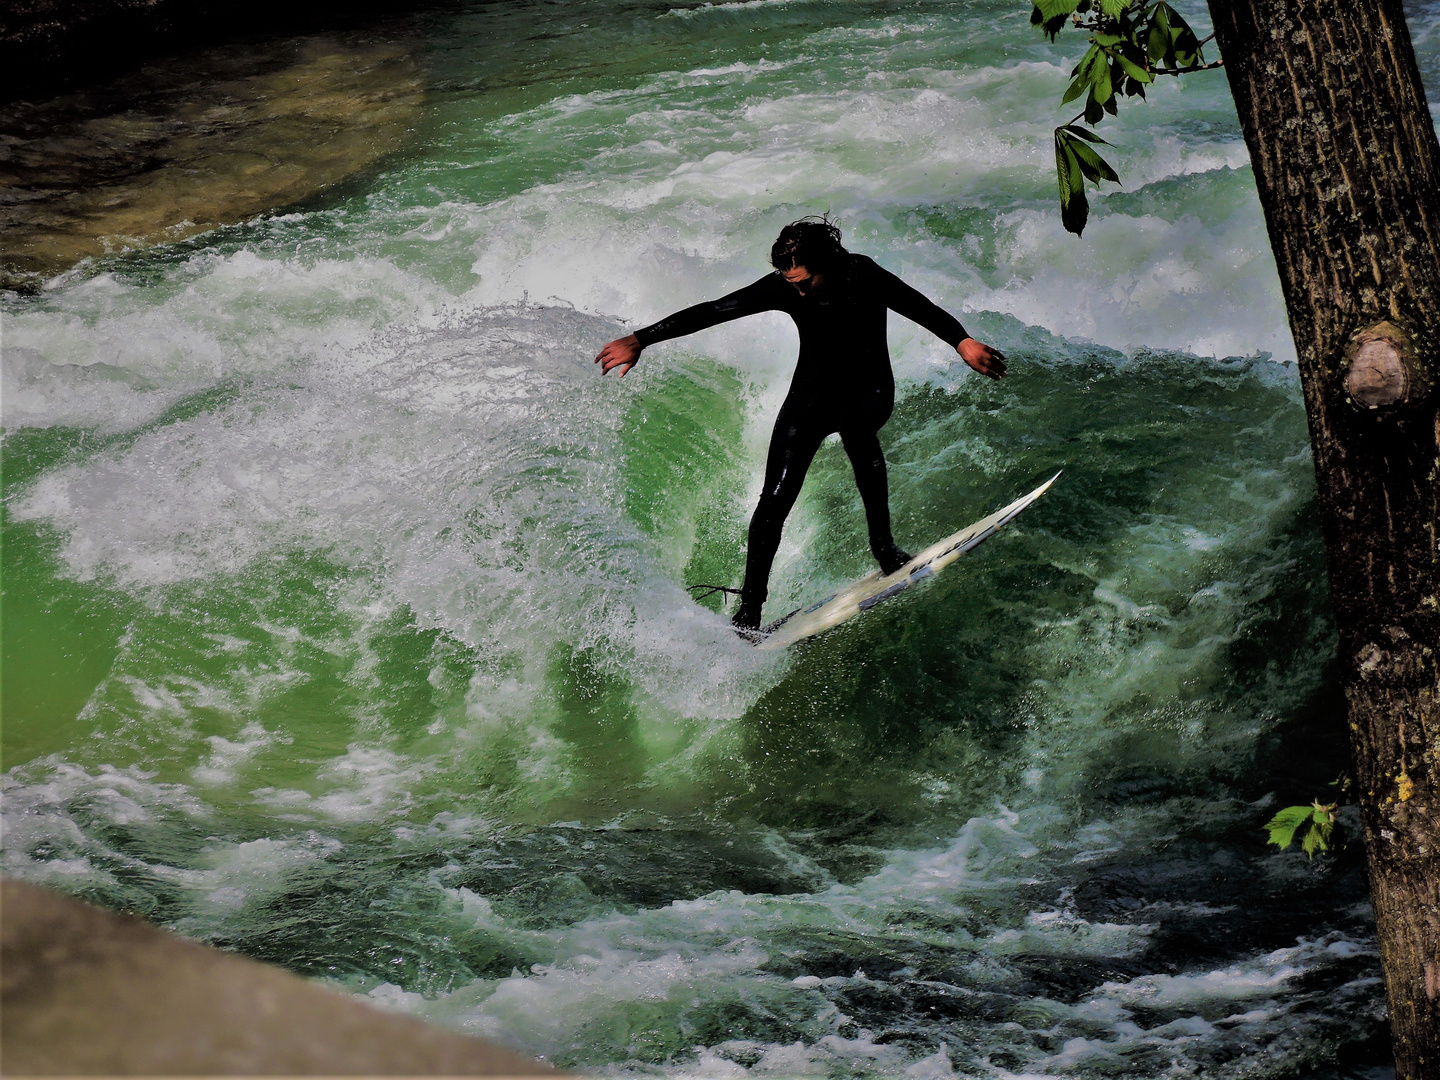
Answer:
[782,264,826,297]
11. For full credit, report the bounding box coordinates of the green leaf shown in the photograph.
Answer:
[1060,184,1090,234]
[1033,0,1081,38]
[1146,4,1171,60]
[1301,814,1335,857]
[1069,42,1102,79]
[1069,138,1120,182]
[1056,134,1085,194]
[1055,133,1090,235]
[1149,2,1202,68]
[1172,24,1201,67]
[1061,123,1109,143]
[1065,44,1105,103]
[1146,3,1193,68]
[1152,3,1182,29]
[1096,0,1127,17]
[1033,0,1082,21]
[1089,57,1113,107]
[1110,47,1153,83]
[1265,805,1314,850]
[1266,801,1341,858]
[1063,45,1101,103]
[1058,127,1119,184]
[1147,21,1168,63]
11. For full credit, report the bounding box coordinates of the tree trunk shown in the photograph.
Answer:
[1204,1,1440,1075]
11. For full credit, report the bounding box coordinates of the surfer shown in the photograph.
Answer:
[595,218,1007,631]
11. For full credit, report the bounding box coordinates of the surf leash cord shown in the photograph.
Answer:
[687,584,743,603]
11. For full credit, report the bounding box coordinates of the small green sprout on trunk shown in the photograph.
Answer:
[1265,800,1339,858]
[1030,0,1221,234]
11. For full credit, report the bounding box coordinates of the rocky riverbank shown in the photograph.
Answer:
[1,879,555,1074]
[0,30,424,288]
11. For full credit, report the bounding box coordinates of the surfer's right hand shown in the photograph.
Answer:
[596,334,642,377]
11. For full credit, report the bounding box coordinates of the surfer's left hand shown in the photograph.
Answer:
[958,337,1006,380]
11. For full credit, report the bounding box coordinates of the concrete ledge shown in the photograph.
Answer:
[1,880,555,1076]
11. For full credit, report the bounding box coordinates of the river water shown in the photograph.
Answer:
[4,1,1430,1076]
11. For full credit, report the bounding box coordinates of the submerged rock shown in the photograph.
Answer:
[0,33,422,287]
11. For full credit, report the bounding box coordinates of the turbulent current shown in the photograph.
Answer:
[4,0,1432,1076]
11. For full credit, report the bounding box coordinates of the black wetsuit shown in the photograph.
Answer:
[634,254,969,622]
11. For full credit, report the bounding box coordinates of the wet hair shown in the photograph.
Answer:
[770,216,848,274]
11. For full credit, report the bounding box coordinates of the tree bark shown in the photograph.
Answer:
[1205,1,1440,1075]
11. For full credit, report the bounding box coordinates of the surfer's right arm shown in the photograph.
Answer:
[595,276,781,377]
[596,334,643,377]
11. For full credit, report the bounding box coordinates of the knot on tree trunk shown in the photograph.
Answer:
[1345,320,1431,410]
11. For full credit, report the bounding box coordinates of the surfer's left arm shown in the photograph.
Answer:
[874,262,1007,380]
[956,337,1006,379]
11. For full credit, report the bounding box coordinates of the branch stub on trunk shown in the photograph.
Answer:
[1344,320,1431,411]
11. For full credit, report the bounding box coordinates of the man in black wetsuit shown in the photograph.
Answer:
[595,218,1007,632]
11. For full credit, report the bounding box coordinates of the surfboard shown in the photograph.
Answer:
[751,471,1062,650]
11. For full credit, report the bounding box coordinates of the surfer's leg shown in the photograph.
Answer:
[735,407,828,629]
[840,425,911,575]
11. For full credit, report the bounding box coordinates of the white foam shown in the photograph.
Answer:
[987,905,1152,960]
[968,190,1291,363]
[308,745,435,822]
[360,807,1054,1056]
[342,803,1377,1077]
[2,253,447,433]
[0,758,211,888]
[186,833,344,917]
[663,0,813,20]
[402,18,1273,369]
[193,722,277,786]
[903,1043,955,1077]
[10,300,782,738]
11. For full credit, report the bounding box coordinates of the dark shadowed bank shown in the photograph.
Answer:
[1,0,456,102]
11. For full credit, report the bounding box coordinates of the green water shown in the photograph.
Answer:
[3,0,1420,1075]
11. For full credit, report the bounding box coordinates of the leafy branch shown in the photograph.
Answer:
[1030,0,1222,234]
[1265,800,1339,858]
